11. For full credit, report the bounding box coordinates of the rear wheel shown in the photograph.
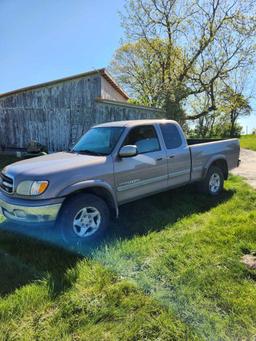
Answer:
[198,166,224,196]
[57,193,110,245]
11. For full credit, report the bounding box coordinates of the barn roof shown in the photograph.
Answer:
[0,68,129,100]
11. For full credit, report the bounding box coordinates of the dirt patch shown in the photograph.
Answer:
[241,254,256,270]
[231,148,256,189]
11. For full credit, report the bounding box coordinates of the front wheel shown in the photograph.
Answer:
[198,166,224,196]
[57,193,110,245]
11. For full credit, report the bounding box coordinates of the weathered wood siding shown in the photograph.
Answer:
[0,74,101,151]
[94,99,161,124]
[0,75,162,152]
[100,76,128,102]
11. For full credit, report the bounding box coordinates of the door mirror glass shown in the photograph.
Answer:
[119,145,138,158]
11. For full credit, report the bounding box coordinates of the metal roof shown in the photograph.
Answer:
[0,68,129,100]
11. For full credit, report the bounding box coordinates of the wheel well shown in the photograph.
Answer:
[64,187,117,218]
[209,159,228,179]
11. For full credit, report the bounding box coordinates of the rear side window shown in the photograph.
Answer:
[160,123,182,149]
[124,125,160,154]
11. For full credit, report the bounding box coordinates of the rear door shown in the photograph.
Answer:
[159,123,191,187]
[114,125,167,203]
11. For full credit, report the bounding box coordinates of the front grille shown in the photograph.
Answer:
[0,172,14,194]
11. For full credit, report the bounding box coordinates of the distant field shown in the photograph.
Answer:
[240,134,256,151]
[0,157,256,339]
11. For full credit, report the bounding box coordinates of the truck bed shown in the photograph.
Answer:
[188,138,240,182]
[187,138,228,145]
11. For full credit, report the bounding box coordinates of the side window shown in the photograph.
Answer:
[160,123,182,149]
[124,125,160,154]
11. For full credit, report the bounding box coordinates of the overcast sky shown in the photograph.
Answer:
[0,0,255,132]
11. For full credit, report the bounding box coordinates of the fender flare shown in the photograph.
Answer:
[202,154,228,178]
[57,180,119,217]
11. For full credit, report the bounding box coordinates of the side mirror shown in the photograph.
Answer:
[119,145,138,158]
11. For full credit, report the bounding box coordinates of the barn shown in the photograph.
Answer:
[0,68,162,152]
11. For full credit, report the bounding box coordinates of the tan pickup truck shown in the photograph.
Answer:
[0,119,240,243]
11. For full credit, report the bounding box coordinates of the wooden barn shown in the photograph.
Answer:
[0,68,162,152]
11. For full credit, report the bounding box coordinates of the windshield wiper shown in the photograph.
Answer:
[74,149,106,156]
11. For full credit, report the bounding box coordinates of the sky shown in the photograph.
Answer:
[0,0,125,91]
[0,0,255,133]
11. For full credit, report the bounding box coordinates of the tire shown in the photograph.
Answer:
[198,166,224,196]
[57,193,110,245]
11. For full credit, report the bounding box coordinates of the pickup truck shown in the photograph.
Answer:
[0,119,240,243]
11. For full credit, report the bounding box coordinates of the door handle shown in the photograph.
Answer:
[156,157,163,161]
[169,155,175,159]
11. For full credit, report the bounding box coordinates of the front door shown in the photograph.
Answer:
[114,125,167,203]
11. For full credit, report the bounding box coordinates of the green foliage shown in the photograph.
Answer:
[212,121,243,138]
[111,40,183,96]
[110,38,189,125]
[111,0,256,125]
[192,85,251,138]
[0,156,256,339]
[193,114,243,138]
[220,87,251,116]
[220,86,251,137]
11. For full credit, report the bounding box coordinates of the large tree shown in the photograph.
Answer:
[110,0,256,123]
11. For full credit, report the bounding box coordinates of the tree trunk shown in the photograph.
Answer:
[230,112,236,137]
[164,97,186,127]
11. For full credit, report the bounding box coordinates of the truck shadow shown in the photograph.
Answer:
[0,229,81,297]
[110,185,235,240]
[0,185,235,297]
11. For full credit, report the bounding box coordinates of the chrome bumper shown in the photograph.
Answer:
[0,197,62,224]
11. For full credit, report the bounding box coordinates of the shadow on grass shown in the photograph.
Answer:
[0,185,235,297]
[0,229,81,297]
[0,250,39,296]
[110,185,235,240]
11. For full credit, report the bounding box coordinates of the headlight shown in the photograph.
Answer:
[16,181,48,196]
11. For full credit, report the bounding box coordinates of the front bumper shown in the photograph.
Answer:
[0,192,63,224]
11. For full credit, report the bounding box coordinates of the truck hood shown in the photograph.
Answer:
[3,152,108,179]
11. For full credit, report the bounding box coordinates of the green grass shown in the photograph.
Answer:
[0,157,256,339]
[240,134,256,151]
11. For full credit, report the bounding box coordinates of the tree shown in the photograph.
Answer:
[110,38,188,124]
[193,113,243,138]
[193,113,218,138]
[190,68,252,137]
[111,0,256,123]
[111,38,179,107]
[220,86,251,137]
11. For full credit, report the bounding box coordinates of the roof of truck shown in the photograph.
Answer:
[94,119,178,128]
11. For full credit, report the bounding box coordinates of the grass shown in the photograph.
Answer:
[240,134,256,151]
[0,156,256,339]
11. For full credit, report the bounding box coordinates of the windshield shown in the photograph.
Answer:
[72,127,124,156]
